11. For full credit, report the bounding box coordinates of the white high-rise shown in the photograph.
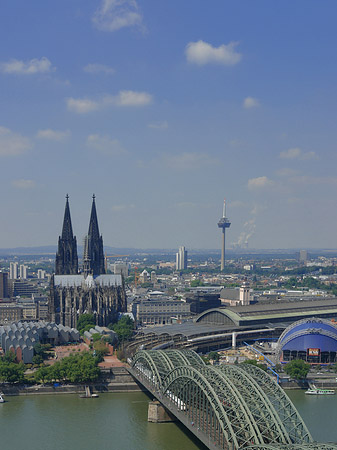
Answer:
[9,262,18,280]
[176,246,187,270]
[19,264,28,279]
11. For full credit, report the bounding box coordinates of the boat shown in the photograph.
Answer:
[0,393,5,403]
[305,386,335,395]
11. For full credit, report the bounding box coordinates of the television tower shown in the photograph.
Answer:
[218,199,231,271]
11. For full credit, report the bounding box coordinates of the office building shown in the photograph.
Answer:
[0,272,9,299]
[9,262,18,280]
[299,250,308,263]
[176,246,187,270]
[19,264,28,280]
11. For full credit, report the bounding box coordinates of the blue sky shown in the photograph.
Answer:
[1,0,337,250]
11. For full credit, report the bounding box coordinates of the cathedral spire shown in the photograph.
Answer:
[84,195,105,275]
[88,194,100,240]
[55,195,78,275]
[61,194,74,240]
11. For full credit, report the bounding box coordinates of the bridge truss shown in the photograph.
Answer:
[131,349,337,450]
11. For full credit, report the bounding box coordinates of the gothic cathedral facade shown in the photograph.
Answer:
[49,196,126,328]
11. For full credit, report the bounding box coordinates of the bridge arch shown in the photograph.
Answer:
[131,349,205,385]
[130,349,337,450]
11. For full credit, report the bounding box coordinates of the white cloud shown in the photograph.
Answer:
[86,134,126,155]
[66,98,100,114]
[0,57,54,75]
[93,0,143,32]
[279,147,317,160]
[66,90,152,113]
[12,179,36,189]
[83,63,115,75]
[185,40,242,66]
[163,152,217,170]
[148,121,168,130]
[111,203,135,212]
[0,126,32,156]
[115,90,152,106]
[36,129,70,141]
[243,97,259,109]
[248,176,272,190]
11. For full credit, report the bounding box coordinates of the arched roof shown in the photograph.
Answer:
[195,308,239,325]
[277,318,337,353]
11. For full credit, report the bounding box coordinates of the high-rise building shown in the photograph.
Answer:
[19,264,28,279]
[217,199,231,271]
[9,262,18,280]
[0,272,9,299]
[55,195,78,275]
[299,250,308,263]
[37,269,46,279]
[49,195,126,328]
[176,246,187,270]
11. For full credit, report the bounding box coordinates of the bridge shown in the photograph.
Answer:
[128,349,337,450]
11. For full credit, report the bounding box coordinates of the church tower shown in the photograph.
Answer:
[84,195,105,275]
[55,195,78,275]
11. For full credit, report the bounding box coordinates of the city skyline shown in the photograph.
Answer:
[1,1,337,249]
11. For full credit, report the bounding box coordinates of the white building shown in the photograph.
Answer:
[19,264,28,280]
[37,269,46,279]
[9,262,18,280]
[176,246,187,270]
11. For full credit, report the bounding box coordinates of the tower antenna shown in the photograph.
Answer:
[218,197,231,271]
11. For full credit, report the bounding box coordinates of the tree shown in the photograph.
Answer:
[241,359,268,371]
[91,333,102,343]
[34,366,51,384]
[284,359,310,380]
[113,316,134,343]
[76,314,95,334]
[0,359,25,383]
[208,351,220,362]
[190,279,204,287]
[32,354,44,365]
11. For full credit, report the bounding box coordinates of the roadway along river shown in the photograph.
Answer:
[0,390,336,449]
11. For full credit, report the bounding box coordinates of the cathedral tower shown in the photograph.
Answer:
[55,195,78,275]
[84,195,105,276]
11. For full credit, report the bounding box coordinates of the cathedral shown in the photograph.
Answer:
[49,195,126,328]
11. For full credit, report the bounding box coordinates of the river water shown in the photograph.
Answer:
[0,390,336,450]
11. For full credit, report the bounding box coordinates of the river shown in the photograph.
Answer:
[0,390,336,449]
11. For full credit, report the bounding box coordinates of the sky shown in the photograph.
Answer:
[1,0,337,250]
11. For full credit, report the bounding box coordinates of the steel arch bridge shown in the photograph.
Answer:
[130,349,337,450]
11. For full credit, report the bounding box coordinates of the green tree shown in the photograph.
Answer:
[91,333,102,343]
[284,359,310,380]
[190,279,204,287]
[0,360,25,383]
[113,316,134,343]
[33,342,47,360]
[34,366,51,384]
[241,359,268,371]
[76,314,95,334]
[32,354,44,365]
[208,351,220,362]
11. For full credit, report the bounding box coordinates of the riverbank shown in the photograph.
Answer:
[0,366,146,396]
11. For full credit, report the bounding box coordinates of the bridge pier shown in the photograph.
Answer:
[148,400,176,423]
